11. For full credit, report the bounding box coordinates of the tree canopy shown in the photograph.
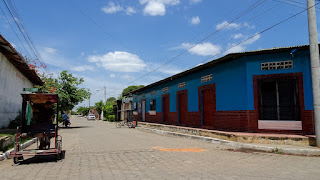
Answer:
[107,97,116,102]
[57,71,91,112]
[121,85,144,97]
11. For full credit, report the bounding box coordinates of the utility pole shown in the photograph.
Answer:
[89,95,91,108]
[104,86,107,102]
[307,0,320,147]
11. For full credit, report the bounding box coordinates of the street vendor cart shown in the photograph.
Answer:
[10,93,63,164]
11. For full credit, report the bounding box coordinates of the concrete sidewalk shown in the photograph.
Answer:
[136,122,320,156]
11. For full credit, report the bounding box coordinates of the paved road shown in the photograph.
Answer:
[1,116,320,180]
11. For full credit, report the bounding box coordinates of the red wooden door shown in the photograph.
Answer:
[179,93,187,125]
[202,89,214,128]
[162,96,170,123]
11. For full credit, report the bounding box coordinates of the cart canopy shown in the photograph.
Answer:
[21,93,59,104]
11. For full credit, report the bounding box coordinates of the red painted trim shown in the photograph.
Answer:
[252,72,314,134]
[176,89,188,125]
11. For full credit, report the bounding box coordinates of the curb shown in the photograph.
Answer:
[137,127,320,156]
[0,137,38,161]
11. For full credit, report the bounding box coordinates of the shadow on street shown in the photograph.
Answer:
[59,126,92,129]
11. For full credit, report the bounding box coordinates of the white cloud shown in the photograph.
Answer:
[216,21,255,30]
[190,0,202,4]
[126,7,137,15]
[190,16,200,25]
[88,51,147,72]
[40,47,94,72]
[43,47,57,54]
[178,42,222,56]
[110,73,116,78]
[102,2,123,14]
[225,44,246,54]
[140,0,180,16]
[243,33,261,45]
[70,65,94,72]
[121,74,132,80]
[216,21,241,30]
[233,33,244,39]
[101,2,136,15]
[146,62,183,75]
[225,33,261,54]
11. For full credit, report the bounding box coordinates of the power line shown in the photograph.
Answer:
[139,1,282,85]
[0,5,32,58]
[1,0,49,72]
[198,1,320,65]
[128,1,320,92]
[126,0,268,85]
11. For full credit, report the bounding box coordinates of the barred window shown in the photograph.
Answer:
[178,82,186,88]
[201,74,212,83]
[261,60,293,70]
[150,99,156,110]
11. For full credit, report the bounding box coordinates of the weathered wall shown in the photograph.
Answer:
[0,53,34,128]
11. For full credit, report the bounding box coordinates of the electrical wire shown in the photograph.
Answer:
[125,0,268,85]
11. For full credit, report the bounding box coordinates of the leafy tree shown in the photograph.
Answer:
[76,106,90,116]
[57,71,91,112]
[107,97,116,102]
[94,101,104,119]
[121,85,144,97]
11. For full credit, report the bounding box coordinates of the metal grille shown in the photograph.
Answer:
[178,82,186,88]
[162,87,168,92]
[261,60,293,70]
[201,74,212,83]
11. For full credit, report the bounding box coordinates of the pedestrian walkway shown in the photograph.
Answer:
[137,122,320,155]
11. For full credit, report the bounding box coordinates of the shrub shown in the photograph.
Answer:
[108,115,115,122]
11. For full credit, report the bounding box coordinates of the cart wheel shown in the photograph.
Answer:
[116,122,122,128]
[56,153,61,160]
[127,122,133,128]
[13,157,19,164]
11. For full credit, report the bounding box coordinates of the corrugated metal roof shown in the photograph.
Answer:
[126,44,310,95]
[0,34,43,85]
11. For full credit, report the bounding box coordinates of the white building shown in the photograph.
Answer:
[0,35,42,128]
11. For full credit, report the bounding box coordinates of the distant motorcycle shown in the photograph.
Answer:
[62,113,71,127]
[63,119,71,127]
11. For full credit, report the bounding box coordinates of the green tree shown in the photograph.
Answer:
[107,97,116,102]
[94,101,104,120]
[57,71,91,112]
[76,106,90,116]
[121,85,144,97]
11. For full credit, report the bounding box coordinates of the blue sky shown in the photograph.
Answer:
[0,0,319,106]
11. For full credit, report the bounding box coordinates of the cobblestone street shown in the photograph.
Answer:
[1,116,320,180]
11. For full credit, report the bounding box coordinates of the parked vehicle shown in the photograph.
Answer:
[10,93,64,164]
[87,114,95,120]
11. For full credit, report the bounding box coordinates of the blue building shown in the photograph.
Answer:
[128,45,315,134]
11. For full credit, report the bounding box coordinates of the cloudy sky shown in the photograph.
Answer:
[0,0,318,106]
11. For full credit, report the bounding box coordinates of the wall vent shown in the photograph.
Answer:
[201,74,212,83]
[261,60,293,70]
[162,87,168,92]
[151,90,155,95]
[178,82,186,88]
[142,93,145,97]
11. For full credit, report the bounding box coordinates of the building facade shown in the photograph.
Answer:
[0,35,42,128]
[130,46,315,134]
